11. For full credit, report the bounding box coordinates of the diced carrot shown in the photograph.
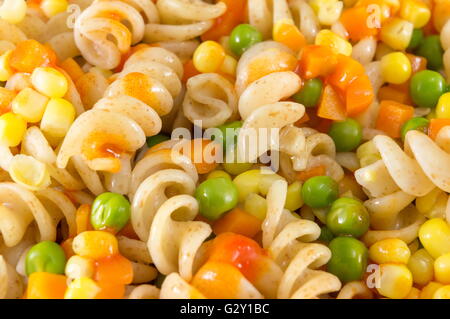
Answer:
[10,40,57,73]
[213,208,262,238]
[182,59,201,83]
[294,112,310,126]
[59,58,84,82]
[378,85,411,105]
[375,100,414,138]
[114,43,150,73]
[296,165,327,182]
[26,272,67,299]
[346,75,374,116]
[61,238,75,259]
[75,204,93,235]
[201,0,246,41]
[297,45,338,80]
[181,139,219,174]
[95,282,125,299]
[94,254,133,285]
[273,21,306,52]
[340,6,380,41]
[317,84,347,121]
[428,119,450,140]
[327,55,366,93]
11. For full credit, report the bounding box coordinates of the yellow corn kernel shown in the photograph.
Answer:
[399,0,431,28]
[309,0,343,25]
[418,218,450,259]
[72,231,119,260]
[408,248,434,285]
[244,192,267,220]
[40,0,68,18]
[9,154,51,191]
[416,188,447,219]
[376,263,413,299]
[434,253,450,284]
[315,30,352,56]
[408,238,420,254]
[384,0,401,14]
[207,170,231,180]
[369,238,411,264]
[65,255,95,280]
[0,50,14,82]
[404,287,421,299]
[436,93,450,119]
[0,87,16,111]
[258,172,284,196]
[380,18,414,51]
[434,285,450,299]
[380,52,412,84]
[40,98,76,138]
[273,19,306,52]
[285,181,304,211]
[193,41,226,73]
[64,277,100,299]
[420,282,444,299]
[219,55,237,77]
[233,169,262,202]
[0,0,27,24]
[11,88,49,123]
[0,112,27,147]
[31,67,68,98]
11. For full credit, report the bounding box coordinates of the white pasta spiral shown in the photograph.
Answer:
[442,20,450,82]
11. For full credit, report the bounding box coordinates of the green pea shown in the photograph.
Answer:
[25,241,66,276]
[91,192,131,233]
[195,177,239,220]
[410,70,447,108]
[415,35,444,71]
[329,119,363,152]
[326,197,369,238]
[319,226,334,244]
[213,121,243,151]
[229,24,263,56]
[327,237,368,283]
[408,29,424,50]
[301,176,339,208]
[292,78,323,108]
[146,134,170,148]
[223,145,253,176]
[400,117,430,141]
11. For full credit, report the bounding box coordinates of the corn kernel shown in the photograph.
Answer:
[72,231,119,260]
[193,41,225,73]
[376,263,413,299]
[399,0,431,28]
[233,169,262,202]
[0,0,27,24]
[65,255,95,280]
[0,87,16,113]
[285,181,304,211]
[408,248,434,285]
[416,188,447,219]
[40,98,75,138]
[420,282,444,299]
[434,253,450,284]
[315,30,352,56]
[40,0,69,18]
[436,93,450,119]
[380,18,414,51]
[0,112,27,147]
[11,88,49,123]
[309,0,344,25]
[369,238,411,264]
[219,55,237,77]
[404,287,421,299]
[0,50,14,82]
[64,277,100,299]
[31,67,68,98]
[418,218,450,259]
[207,170,231,180]
[434,285,450,299]
[9,154,51,191]
[380,52,412,84]
[244,193,267,220]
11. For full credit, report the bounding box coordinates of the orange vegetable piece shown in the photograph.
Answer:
[317,84,347,121]
[10,40,57,73]
[182,59,201,83]
[433,0,450,32]
[75,204,93,235]
[273,22,306,52]
[340,6,380,41]
[95,282,126,299]
[346,75,374,116]
[115,43,150,73]
[201,0,246,41]
[181,139,219,174]
[297,45,338,80]
[327,55,366,93]
[95,254,133,285]
[294,112,310,126]
[429,119,450,140]
[375,100,414,138]
[26,272,67,299]
[61,238,75,259]
[59,58,84,83]
[213,208,262,238]
[378,85,411,105]
[296,165,327,182]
